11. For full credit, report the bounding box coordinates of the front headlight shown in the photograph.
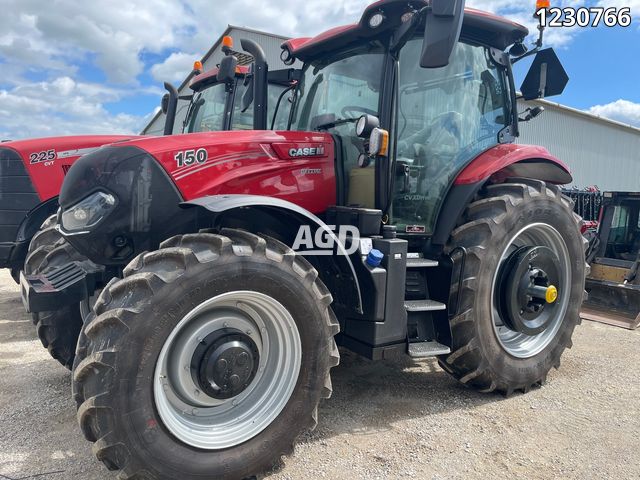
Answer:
[61,191,117,232]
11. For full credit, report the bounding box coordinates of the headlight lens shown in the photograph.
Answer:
[61,191,117,232]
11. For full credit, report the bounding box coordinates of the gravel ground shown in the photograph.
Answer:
[1,268,639,480]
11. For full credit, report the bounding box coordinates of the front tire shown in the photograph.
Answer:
[440,179,586,395]
[72,230,339,479]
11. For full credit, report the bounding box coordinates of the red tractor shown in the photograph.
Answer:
[12,41,297,367]
[22,1,586,479]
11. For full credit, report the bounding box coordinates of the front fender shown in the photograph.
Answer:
[183,194,363,314]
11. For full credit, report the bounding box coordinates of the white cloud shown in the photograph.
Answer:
[588,100,640,127]
[150,52,200,84]
[0,0,192,83]
[0,78,153,139]
[0,0,632,138]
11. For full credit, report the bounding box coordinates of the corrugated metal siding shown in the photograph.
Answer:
[517,100,640,191]
[144,28,298,136]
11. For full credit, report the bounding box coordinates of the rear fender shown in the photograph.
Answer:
[432,144,573,246]
[454,144,572,186]
[183,195,363,315]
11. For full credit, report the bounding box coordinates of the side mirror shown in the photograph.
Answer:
[520,48,569,100]
[217,55,238,84]
[421,0,466,68]
[519,106,545,122]
[161,94,170,115]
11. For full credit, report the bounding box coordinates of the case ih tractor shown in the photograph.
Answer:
[13,42,295,368]
[22,1,586,479]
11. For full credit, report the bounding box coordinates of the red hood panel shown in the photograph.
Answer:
[114,130,337,214]
[4,135,141,200]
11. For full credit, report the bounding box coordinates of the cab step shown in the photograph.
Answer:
[406,257,439,268]
[408,341,451,358]
[404,299,447,312]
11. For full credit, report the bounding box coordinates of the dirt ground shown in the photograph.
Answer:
[0,268,638,480]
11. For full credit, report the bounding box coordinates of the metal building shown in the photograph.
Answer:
[519,99,640,191]
[142,26,294,136]
[143,28,640,192]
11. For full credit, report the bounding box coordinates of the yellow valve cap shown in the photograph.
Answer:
[545,285,558,304]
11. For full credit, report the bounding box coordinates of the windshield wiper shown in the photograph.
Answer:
[315,117,359,131]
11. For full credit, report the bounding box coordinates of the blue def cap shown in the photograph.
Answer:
[366,249,384,268]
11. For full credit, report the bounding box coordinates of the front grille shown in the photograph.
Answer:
[0,148,40,244]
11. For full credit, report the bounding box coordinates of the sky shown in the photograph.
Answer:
[0,0,638,140]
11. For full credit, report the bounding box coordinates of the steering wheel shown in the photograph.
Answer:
[341,106,378,119]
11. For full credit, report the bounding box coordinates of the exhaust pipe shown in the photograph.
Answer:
[241,39,269,130]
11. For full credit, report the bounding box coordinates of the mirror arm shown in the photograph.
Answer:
[512,21,546,64]
[390,6,428,54]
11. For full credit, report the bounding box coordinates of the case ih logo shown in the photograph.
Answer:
[288,146,325,157]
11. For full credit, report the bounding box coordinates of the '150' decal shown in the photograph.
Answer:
[29,149,56,164]
[175,148,208,168]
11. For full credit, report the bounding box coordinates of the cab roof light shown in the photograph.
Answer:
[193,61,203,74]
[222,35,234,54]
[536,0,550,10]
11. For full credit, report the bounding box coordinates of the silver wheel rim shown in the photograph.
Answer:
[154,290,302,450]
[491,223,571,358]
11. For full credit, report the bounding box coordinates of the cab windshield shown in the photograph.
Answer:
[186,79,291,133]
[185,82,229,133]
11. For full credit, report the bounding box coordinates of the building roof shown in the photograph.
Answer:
[527,97,640,135]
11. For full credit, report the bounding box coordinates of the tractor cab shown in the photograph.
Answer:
[184,66,296,134]
[283,0,568,239]
[583,191,640,329]
[163,38,298,135]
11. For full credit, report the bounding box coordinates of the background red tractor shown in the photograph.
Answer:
[12,43,297,368]
[22,1,587,479]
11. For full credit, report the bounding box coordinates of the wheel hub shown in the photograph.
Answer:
[191,330,259,400]
[498,246,561,336]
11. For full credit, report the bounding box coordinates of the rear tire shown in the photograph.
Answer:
[24,215,95,369]
[72,230,340,480]
[440,179,587,395]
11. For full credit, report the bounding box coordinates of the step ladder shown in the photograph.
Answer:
[405,255,451,358]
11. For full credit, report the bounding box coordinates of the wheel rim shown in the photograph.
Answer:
[154,291,302,450]
[491,223,571,359]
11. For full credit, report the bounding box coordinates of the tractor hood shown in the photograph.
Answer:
[58,130,336,265]
[60,130,335,211]
[1,135,140,201]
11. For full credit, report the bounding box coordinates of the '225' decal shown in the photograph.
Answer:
[29,149,56,164]
[175,148,208,168]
